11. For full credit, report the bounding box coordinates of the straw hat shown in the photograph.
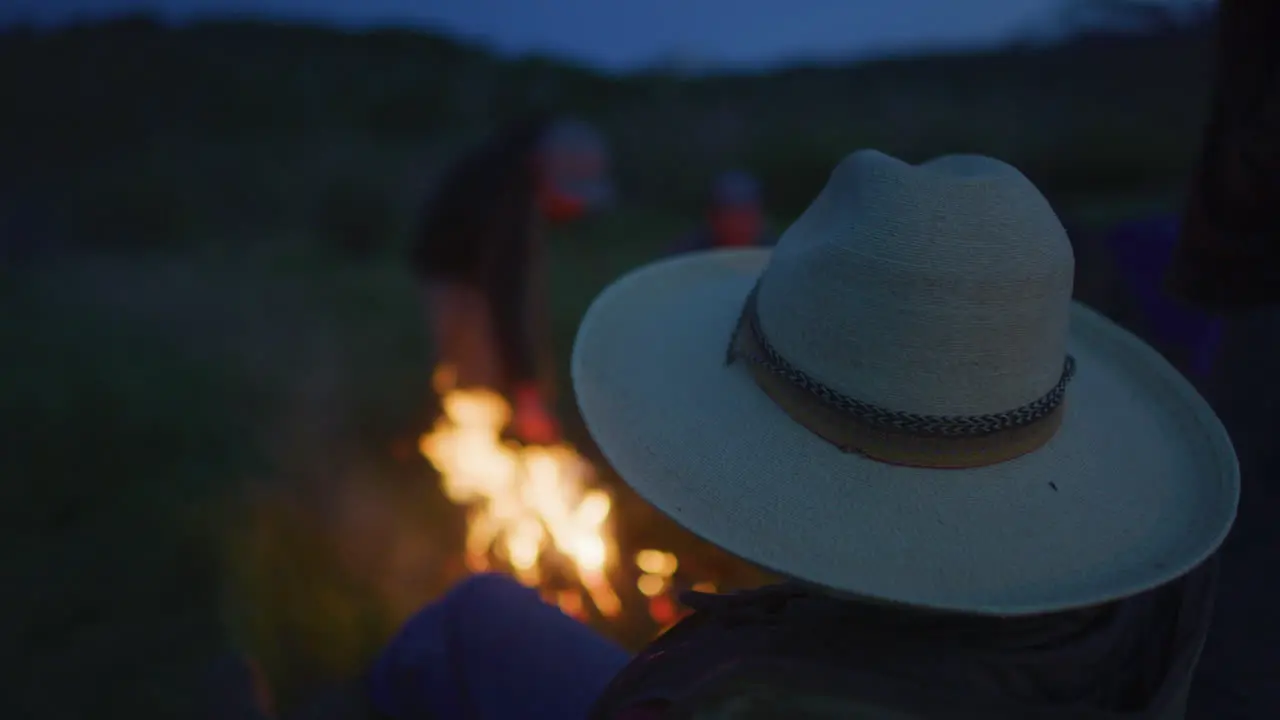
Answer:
[572,150,1238,615]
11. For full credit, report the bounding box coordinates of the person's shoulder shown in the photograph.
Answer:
[433,146,498,198]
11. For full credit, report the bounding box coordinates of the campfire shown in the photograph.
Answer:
[419,366,688,626]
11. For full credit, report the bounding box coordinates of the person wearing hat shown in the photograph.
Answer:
[668,171,774,256]
[368,150,1238,720]
[413,115,614,446]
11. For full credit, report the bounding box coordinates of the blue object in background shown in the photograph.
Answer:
[710,170,762,208]
[367,573,631,720]
[1104,214,1223,379]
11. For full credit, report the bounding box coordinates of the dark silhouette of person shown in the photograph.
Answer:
[1170,2,1280,718]
[411,115,613,445]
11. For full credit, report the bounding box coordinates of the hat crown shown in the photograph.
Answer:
[757,150,1075,416]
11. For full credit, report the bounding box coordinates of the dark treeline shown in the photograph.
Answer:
[0,13,1216,249]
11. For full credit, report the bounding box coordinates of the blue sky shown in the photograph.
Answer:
[1,0,1210,71]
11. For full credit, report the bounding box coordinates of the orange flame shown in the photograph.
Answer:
[419,366,621,619]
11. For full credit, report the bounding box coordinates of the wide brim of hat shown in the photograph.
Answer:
[572,249,1239,615]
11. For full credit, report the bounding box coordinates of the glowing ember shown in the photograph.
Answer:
[649,595,678,626]
[634,548,685,626]
[635,549,679,577]
[637,573,666,598]
[419,366,621,619]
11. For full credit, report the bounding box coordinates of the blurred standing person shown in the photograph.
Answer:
[413,115,613,446]
[668,171,774,255]
[1169,0,1280,717]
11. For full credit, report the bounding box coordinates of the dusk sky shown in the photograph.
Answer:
[1,0,1210,71]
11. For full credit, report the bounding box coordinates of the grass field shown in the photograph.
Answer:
[3,207,788,717]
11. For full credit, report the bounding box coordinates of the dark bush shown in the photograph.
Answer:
[69,178,197,253]
[313,178,402,260]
